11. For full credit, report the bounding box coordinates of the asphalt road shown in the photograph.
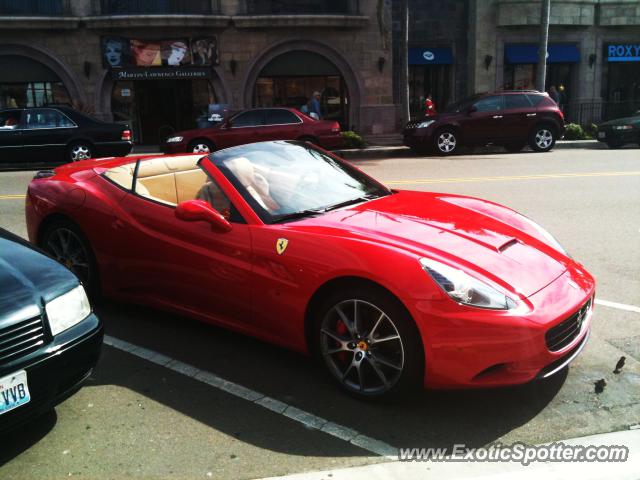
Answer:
[0,147,639,479]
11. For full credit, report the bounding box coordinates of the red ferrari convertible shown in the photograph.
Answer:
[25,141,595,399]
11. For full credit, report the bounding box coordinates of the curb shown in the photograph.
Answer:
[335,140,604,160]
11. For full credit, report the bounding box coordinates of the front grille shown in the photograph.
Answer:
[0,316,46,364]
[545,298,591,352]
[405,121,420,130]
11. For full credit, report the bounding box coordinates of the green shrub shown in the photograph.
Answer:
[341,131,366,149]
[564,123,589,140]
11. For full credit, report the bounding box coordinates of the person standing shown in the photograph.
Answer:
[310,91,322,120]
[424,93,437,117]
[548,85,560,104]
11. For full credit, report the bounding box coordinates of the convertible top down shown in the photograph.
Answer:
[25,141,595,399]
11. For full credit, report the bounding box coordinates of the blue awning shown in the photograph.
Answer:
[505,44,580,64]
[409,47,453,65]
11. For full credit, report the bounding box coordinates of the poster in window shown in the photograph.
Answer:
[102,37,132,68]
[191,37,219,66]
[161,40,192,67]
[131,39,162,67]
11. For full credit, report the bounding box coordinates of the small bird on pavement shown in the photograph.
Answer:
[594,378,606,394]
[614,356,626,374]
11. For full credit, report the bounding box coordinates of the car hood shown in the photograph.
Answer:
[599,116,640,127]
[0,230,79,328]
[292,191,567,298]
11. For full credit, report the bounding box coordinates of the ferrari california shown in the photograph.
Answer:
[25,141,595,399]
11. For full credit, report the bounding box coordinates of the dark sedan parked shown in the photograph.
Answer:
[404,91,565,155]
[0,227,102,431]
[0,106,132,165]
[161,107,344,154]
[597,111,640,149]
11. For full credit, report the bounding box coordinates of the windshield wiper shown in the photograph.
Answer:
[272,193,388,224]
[272,209,324,223]
[322,192,389,212]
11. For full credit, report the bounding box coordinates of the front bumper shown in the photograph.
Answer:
[402,127,434,148]
[596,128,638,145]
[0,313,103,432]
[413,267,595,389]
[161,141,187,154]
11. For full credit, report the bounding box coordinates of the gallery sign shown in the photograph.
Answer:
[111,67,212,80]
[102,36,219,68]
[607,44,640,62]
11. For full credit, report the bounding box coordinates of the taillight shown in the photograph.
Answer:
[330,122,340,133]
[558,110,564,121]
[121,129,132,141]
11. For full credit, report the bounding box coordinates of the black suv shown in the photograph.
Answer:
[403,91,565,155]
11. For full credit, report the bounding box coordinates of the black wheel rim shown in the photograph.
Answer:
[320,299,405,395]
[46,227,91,284]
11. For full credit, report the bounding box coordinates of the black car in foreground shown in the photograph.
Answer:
[597,111,640,149]
[0,228,102,431]
[0,106,132,165]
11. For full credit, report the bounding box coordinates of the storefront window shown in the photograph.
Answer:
[111,78,218,144]
[0,82,70,109]
[409,65,451,118]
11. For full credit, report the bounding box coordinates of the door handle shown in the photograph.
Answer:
[492,115,503,119]
[526,113,537,117]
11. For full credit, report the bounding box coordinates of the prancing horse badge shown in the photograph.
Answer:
[276,238,289,255]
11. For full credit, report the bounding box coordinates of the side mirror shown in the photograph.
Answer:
[175,200,232,233]
[467,105,478,114]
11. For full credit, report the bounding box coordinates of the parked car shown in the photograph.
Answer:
[0,227,102,431]
[0,106,132,165]
[161,107,344,154]
[596,111,640,149]
[403,91,565,155]
[26,141,594,400]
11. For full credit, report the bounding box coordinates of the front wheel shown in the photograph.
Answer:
[67,142,93,162]
[529,126,556,152]
[313,287,423,400]
[433,129,459,155]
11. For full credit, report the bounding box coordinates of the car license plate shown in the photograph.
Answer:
[598,132,606,139]
[0,370,30,415]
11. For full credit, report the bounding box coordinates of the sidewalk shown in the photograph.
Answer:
[261,428,640,480]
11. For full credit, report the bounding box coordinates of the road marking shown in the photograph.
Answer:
[595,299,640,314]
[0,194,26,200]
[103,335,397,458]
[385,171,640,186]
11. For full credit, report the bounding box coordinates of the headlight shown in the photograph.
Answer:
[166,136,184,143]
[612,125,633,130]
[45,285,91,336]
[420,258,516,310]
[417,120,435,129]
[518,215,568,256]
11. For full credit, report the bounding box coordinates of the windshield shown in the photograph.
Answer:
[443,95,482,113]
[210,141,391,223]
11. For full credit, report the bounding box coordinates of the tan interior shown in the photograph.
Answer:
[104,155,208,206]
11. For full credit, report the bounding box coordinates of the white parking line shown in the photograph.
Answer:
[595,299,640,314]
[103,335,397,459]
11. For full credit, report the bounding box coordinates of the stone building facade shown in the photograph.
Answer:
[0,0,396,143]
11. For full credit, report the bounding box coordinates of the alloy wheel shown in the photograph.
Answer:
[45,227,91,285]
[192,143,211,154]
[535,129,553,149]
[70,144,91,161]
[437,132,457,153]
[320,299,405,395]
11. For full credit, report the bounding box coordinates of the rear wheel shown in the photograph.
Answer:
[67,142,93,162]
[41,220,99,299]
[313,286,423,400]
[189,139,215,154]
[433,129,459,155]
[529,125,556,152]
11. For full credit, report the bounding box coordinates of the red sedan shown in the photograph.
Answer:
[25,141,594,399]
[161,107,344,154]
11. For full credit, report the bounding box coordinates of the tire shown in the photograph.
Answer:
[606,142,622,149]
[312,285,423,400]
[41,219,100,299]
[67,142,93,162]
[504,142,526,153]
[188,139,215,154]
[432,128,459,156]
[528,125,556,152]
